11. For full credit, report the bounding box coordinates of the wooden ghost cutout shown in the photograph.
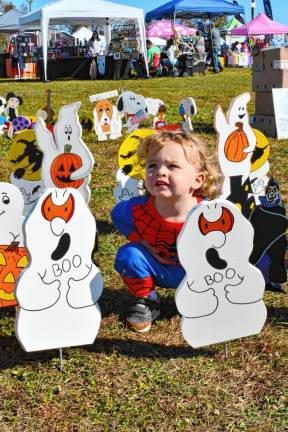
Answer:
[214,93,256,199]
[179,97,197,132]
[35,102,94,203]
[0,182,28,308]
[249,129,270,205]
[15,188,103,352]
[113,169,140,204]
[175,199,267,348]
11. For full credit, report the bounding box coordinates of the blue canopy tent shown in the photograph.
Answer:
[146,0,245,21]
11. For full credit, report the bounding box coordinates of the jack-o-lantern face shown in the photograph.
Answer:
[50,145,84,189]
[0,246,28,308]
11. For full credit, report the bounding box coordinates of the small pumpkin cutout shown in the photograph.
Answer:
[0,244,28,308]
[50,144,84,189]
[224,122,249,162]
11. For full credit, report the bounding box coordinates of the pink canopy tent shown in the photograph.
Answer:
[231,13,288,36]
[146,20,196,38]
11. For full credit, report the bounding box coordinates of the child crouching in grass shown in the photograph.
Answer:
[111,131,222,333]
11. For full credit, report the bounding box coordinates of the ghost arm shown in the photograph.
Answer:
[214,105,229,135]
[35,118,57,153]
[175,276,218,318]
[67,264,103,308]
[224,267,265,304]
[70,143,94,180]
[15,268,61,311]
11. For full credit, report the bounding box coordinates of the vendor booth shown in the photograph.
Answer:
[19,0,148,81]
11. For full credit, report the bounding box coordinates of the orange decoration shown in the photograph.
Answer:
[0,245,28,308]
[50,144,84,189]
[198,207,234,236]
[224,122,249,162]
[41,192,75,222]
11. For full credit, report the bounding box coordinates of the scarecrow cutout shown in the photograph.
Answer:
[35,102,94,203]
[0,182,28,308]
[9,130,44,215]
[113,169,140,204]
[179,97,197,132]
[116,91,148,132]
[175,199,267,348]
[15,188,103,352]
[250,179,287,289]
[90,90,122,141]
[214,93,256,200]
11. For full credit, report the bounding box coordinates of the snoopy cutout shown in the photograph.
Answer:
[15,188,103,352]
[113,169,140,204]
[0,182,27,308]
[93,99,122,141]
[214,93,256,198]
[179,97,197,131]
[175,199,267,348]
[116,91,148,132]
[35,102,94,203]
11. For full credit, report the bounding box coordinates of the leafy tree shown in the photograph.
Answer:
[0,1,15,13]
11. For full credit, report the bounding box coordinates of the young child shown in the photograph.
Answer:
[111,131,221,333]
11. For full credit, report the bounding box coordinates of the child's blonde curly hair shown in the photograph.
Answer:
[137,130,222,199]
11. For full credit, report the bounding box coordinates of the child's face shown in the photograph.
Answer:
[145,141,204,200]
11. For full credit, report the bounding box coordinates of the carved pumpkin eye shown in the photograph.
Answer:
[70,163,76,172]
[2,195,10,205]
[59,163,65,172]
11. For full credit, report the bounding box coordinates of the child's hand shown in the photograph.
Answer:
[139,240,176,265]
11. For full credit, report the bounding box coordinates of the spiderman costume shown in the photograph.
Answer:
[111,195,202,297]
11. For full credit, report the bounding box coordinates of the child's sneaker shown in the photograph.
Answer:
[126,298,160,333]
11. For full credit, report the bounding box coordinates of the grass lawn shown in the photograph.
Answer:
[0,69,287,432]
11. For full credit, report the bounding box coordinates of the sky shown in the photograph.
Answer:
[11,0,287,24]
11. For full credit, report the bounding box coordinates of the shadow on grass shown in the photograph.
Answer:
[97,219,116,235]
[266,305,288,326]
[85,337,215,359]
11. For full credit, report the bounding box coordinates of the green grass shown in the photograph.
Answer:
[0,69,287,432]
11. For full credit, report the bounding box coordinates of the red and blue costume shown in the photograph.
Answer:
[111,195,202,298]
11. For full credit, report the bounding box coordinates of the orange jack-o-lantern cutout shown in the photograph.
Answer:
[41,192,75,223]
[50,145,84,189]
[198,207,234,236]
[0,245,28,308]
[224,122,249,162]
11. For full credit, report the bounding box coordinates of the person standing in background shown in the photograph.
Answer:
[210,23,223,73]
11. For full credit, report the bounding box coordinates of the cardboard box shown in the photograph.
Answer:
[252,47,288,72]
[255,92,274,116]
[252,70,288,91]
[252,114,277,137]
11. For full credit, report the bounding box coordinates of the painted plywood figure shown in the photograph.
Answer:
[250,179,288,290]
[3,92,32,139]
[117,129,156,180]
[179,97,197,132]
[175,200,267,348]
[113,169,141,204]
[116,91,148,132]
[249,129,270,205]
[214,93,256,199]
[15,188,103,352]
[0,182,28,308]
[93,99,122,141]
[8,130,44,215]
[35,102,94,203]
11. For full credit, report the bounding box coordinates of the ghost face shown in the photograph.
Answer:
[0,184,24,221]
[228,93,250,125]
[53,103,82,150]
[0,192,11,217]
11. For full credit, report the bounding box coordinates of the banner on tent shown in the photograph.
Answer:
[263,0,273,20]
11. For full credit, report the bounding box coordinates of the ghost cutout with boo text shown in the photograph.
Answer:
[15,188,103,352]
[35,102,94,203]
[175,199,267,348]
[214,93,256,198]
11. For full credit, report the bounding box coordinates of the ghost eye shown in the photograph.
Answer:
[65,126,68,133]
[69,127,72,133]
[2,195,10,205]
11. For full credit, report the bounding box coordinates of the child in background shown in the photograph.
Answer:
[111,131,221,333]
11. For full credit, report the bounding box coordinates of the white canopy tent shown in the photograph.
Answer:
[19,0,148,81]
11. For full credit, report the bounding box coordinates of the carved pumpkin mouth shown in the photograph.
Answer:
[51,233,71,261]
[56,175,74,183]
